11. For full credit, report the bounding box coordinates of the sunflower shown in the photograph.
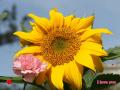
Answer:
[14,9,112,90]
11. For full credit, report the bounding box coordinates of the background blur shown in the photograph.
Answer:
[0,0,120,89]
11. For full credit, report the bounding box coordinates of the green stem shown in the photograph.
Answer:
[0,76,24,83]
[0,76,47,90]
[23,83,27,90]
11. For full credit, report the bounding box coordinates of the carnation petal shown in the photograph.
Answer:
[23,73,36,83]
[13,54,47,83]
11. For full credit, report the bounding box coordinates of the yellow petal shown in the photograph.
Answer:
[74,16,94,31]
[64,15,74,28]
[80,49,107,56]
[87,25,93,29]
[64,61,82,89]
[19,22,38,46]
[74,50,96,71]
[80,42,107,56]
[51,65,64,89]
[92,56,103,72]
[49,9,64,28]
[30,22,45,37]
[70,18,81,30]
[15,46,41,57]
[19,39,32,47]
[46,68,56,90]
[85,33,102,44]
[28,13,50,32]
[35,72,46,85]
[14,28,43,44]
[81,28,112,41]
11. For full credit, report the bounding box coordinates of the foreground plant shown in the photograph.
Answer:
[13,9,112,90]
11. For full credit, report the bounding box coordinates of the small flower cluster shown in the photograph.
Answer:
[13,54,47,82]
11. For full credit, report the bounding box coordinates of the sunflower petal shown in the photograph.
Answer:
[19,39,33,47]
[92,56,103,72]
[14,28,43,44]
[64,15,74,28]
[74,16,94,31]
[51,65,64,89]
[80,42,107,56]
[85,33,102,44]
[49,9,64,28]
[18,23,42,46]
[81,28,112,41]
[80,49,107,56]
[64,61,82,89]
[45,67,56,90]
[35,72,46,85]
[70,18,81,30]
[75,50,96,71]
[15,46,42,57]
[28,13,50,32]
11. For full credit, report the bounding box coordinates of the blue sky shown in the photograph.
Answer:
[0,0,120,75]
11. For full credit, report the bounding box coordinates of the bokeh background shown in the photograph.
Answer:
[0,0,120,89]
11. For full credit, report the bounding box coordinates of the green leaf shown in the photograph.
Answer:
[64,82,71,90]
[90,73,120,90]
[0,12,8,20]
[83,70,96,88]
[102,46,120,61]
[20,16,32,32]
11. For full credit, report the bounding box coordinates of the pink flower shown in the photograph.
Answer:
[13,54,47,83]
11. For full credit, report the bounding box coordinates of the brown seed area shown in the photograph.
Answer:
[41,28,81,66]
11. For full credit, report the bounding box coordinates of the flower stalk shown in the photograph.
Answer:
[0,76,47,90]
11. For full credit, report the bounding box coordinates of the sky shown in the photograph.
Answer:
[0,0,120,75]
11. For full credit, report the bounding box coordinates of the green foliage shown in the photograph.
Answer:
[102,46,120,61]
[0,76,23,83]
[64,82,71,90]
[90,74,120,90]
[25,84,41,90]
[83,70,96,88]
[0,4,17,45]
[0,12,8,20]
[0,4,31,45]
[20,16,32,32]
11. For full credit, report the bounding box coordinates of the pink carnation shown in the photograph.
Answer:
[13,54,47,83]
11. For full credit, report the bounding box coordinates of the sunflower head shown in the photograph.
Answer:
[42,27,81,66]
[14,9,112,90]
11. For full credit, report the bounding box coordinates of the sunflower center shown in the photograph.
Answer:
[42,28,81,66]
[52,37,68,53]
